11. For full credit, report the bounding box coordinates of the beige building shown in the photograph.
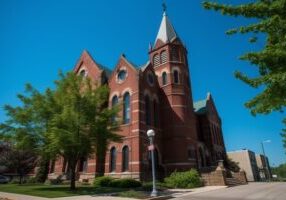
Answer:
[227,149,260,181]
[256,154,271,180]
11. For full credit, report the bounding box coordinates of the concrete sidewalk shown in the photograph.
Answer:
[169,186,227,198]
[0,192,136,200]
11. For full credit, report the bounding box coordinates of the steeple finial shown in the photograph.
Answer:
[162,2,167,13]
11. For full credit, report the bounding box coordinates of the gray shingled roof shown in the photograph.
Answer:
[155,12,178,44]
[193,99,207,114]
[97,63,112,78]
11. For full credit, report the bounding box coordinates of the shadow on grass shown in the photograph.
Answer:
[32,186,128,196]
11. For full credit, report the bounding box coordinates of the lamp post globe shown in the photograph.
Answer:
[147,129,155,138]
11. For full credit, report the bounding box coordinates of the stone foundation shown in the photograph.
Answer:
[201,168,227,186]
[232,171,247,184]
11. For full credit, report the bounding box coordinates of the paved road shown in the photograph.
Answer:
[176,182,286,200]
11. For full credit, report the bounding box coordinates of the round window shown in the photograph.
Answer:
[117,70,127,82]
[80,70,87,77]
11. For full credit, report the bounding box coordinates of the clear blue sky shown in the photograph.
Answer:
[0,0,285,166]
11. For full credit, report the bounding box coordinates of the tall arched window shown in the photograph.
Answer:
[111,95,118,122]
[110,147,116,172]
[145,96,151,125]
[153,54,160,66]
[160,50,167,64]
[173,70,179,84]
[153,101,159,127]
[122,146,129,172]
[162,72,167,85]
[123,92,130,124]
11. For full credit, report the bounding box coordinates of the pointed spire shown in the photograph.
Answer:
[155,6,178,44]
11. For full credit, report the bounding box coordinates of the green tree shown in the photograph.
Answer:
[282,121,286,152]
[203,1,286,134]
[0,85,56,182]
[0,143,38,184]
[224,156,240,172]
[46,72,121,190]
[271,163,286,178]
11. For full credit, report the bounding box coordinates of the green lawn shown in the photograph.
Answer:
[0,184,139,198]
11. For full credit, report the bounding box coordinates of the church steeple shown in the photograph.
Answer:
[155,9,178,45]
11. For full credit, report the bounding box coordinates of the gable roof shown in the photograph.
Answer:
[74,50,112,78]
[194,93,221,120]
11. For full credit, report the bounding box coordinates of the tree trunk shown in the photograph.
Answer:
[95,153,105,177]
[69,160,77,190]
[95,142,107,177]
[35,156,50,183]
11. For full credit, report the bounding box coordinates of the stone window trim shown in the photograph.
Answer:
[79,68,88,77]
[116,67,128,84]
[109,91,120,103]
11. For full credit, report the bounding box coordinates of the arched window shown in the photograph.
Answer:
[112,95,118,106]
[171,48,179,61]
[111,95,118,122]
[122,146,129,172]
[110,147,116,172]
[123,92,130,124]
[145,95,151,125]
[162,72,167,85]
[173,70,179,84]
[153,54,160,67]
[153,101,159,127]
[160,50,167,64]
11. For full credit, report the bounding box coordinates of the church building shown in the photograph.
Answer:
[50,9,226,181]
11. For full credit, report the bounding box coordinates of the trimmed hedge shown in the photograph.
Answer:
[142,181,167,191]
[109,178,141,188]
[93,176,114,187]
[93,177,141,188]
[164,169,203,188]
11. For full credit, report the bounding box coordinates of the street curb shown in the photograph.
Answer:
[147,195,173,200]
